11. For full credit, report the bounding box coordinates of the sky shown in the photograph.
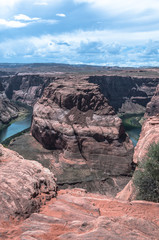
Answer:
[0,0,159,67]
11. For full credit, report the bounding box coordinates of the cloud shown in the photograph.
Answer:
[74,0,159,14]
[0,18,28,28]
[34,1,48,5]
[0,29,159,66]
[14,14,40,21]
[0,14,57,29]
[56,13,66,17]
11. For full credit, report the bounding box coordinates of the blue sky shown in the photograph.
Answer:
[1,0,159,66]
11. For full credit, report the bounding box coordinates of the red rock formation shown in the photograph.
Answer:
[1,189,159,239]
[145,84,159,117]
[5,73,54,106]
[133,83,159,164]
[88,75,159,113]
[31,77,133,194]
[117,83,159,201]
[0,144,56,222]
[0,93,19,127]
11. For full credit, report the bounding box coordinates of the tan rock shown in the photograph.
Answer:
[1,189,159,239]
[0,144,57,221]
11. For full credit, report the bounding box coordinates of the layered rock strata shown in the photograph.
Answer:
[134,83,159,164]
[4,73,54,106]
[117,84,159,200]
[0,144,56,221]
[88,75,159,113]
[0,94,19,128]
[145,84,159,117]
[1,189,159,239]
[31,78,133,194]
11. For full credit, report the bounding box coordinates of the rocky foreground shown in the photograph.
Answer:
[1,188,159,239]
[1,67,159,239]
[31,77,133,194]
[0,144,56,222]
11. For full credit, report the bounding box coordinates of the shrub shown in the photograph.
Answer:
[133,142,159,202]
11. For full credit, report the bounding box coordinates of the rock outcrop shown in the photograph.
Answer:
[88,75,159,113]
[31,77,133,194]
[133,83,159,164]
[1,189,159,239]
[117,83,159,201]
[0,93,19,128]
[145,84,159,117]
[0,144,56,221]
[4,73,54,106]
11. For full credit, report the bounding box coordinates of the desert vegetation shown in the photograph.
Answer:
[133,142,159,202]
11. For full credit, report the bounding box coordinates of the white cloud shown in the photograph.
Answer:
[0,0,22,8]
[1,28,159,65]
[14,14,40,21]
[34,1,48,5]
[74,0,159,15]
[56,13,66,17]
[0,18,28,28]
[0,15,57,29]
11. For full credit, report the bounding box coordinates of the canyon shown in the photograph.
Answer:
[0,64,159,239]
[31,76,133,194]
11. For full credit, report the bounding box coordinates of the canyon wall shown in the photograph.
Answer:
[0,93,19,128]
[0,73,55,127]
[88,75,159,113]
[4,73,55,106]
[31,77,134,195]
[1,71,159,111]
[133,83,159,164]
[0,71,159,127]
[117,83,159,200]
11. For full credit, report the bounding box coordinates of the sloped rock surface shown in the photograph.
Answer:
[132,83,159,165]
[145,84,159,116]
[0,144,56,222]
[1,189,159,239]
[0,93,19,127]
[31,77,133,194]
[133,116,159,164]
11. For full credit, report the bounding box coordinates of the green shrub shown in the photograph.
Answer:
[133,142,159,202]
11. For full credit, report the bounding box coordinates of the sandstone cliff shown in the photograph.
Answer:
[31,77,133,194]
[88,75,159,113]
[134,83,159,164]
[117,83,159,201]
[0,93,19,128]
[0,144,56,222]
[145,84,159,117]
[4,73,54,106]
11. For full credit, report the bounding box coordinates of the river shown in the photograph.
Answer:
[0,114,32,143]
[120,113,143,146]
[126,128,141,146]
[0,112,141,146]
